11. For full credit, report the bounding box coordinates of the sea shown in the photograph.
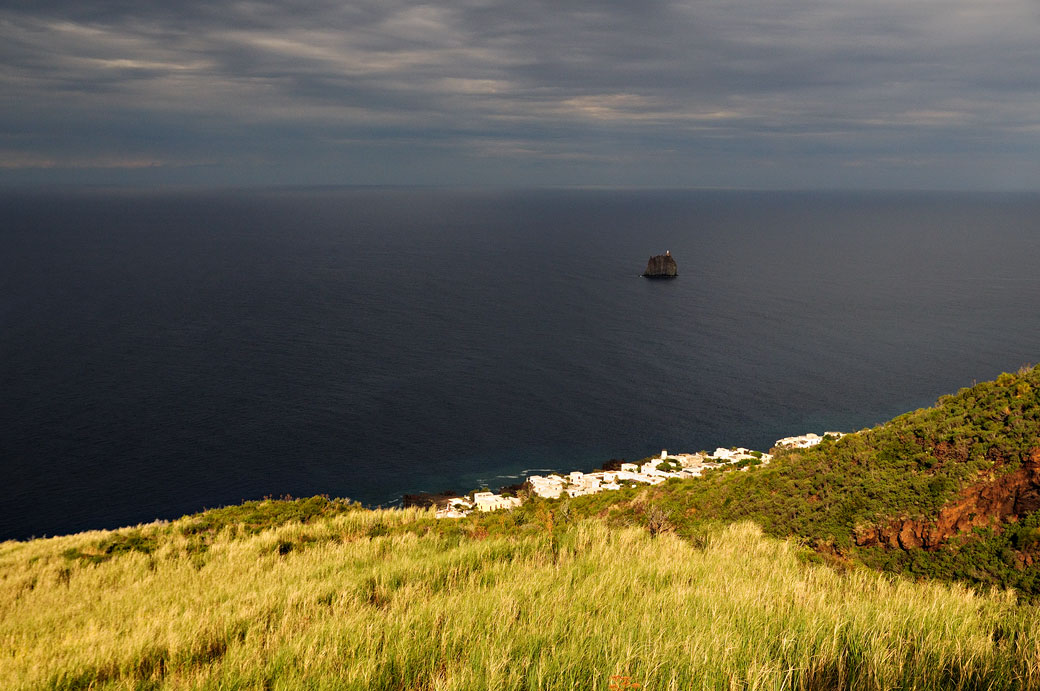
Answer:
[3,188,1040,540]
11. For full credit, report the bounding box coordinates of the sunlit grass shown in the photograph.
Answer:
[3,509,1039,690]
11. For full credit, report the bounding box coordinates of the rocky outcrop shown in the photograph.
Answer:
[642,251,678,278]
[854,450,1040,550]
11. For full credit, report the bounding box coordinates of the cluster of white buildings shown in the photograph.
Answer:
[774,431,844,449]
[524,448,762,500]
[434,491,523,518]
[433,432,844,519]
[434,446,775,518]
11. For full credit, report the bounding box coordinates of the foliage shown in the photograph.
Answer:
[61,529,158,566]
[178,495,361,539]
[5,517,1040,690]
[855,514,1040,597]
[8,368,1040,685]
[57,496,361,567]
[573,365,1040,595]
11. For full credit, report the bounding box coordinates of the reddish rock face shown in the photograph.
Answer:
[855,451,1040,551]
[898,523,923,549]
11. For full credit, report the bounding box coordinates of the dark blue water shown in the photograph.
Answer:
[3,188,1040,540]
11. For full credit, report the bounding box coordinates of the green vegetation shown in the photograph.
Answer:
[856,516,1040,594]
[7,366,1040,688]
[57,496,360,567]
[656,459,682,473]
[6,506,1040,690]
[572,364,1040,595]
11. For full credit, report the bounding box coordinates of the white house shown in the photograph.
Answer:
[673,453,706,468]
[527,475,565,499]
[435,497,473,519]
[472,492,521,512]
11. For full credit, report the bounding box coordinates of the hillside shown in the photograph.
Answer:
[7,367,1040,688]
[5,502,1040,690]
[581,364,1040,595]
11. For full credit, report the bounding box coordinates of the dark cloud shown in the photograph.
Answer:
[1,0,1038,187]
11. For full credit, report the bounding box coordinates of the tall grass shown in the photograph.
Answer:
[3,511,1039,690]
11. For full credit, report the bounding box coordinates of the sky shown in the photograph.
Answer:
[2,0,1040,189]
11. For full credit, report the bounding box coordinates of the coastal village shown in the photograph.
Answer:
[435,431,844,518]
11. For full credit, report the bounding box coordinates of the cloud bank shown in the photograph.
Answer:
[2,0,1039,187]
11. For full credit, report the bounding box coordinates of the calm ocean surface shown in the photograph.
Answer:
[3,188,1040,540]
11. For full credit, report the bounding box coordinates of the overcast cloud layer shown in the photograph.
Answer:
[3,0,1040,187]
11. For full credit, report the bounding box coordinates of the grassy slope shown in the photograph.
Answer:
[582,365,1040,594]
[7,367,1040,688]
[4,506,1040,690]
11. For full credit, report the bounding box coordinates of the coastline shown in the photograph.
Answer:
[429,432,842,518]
